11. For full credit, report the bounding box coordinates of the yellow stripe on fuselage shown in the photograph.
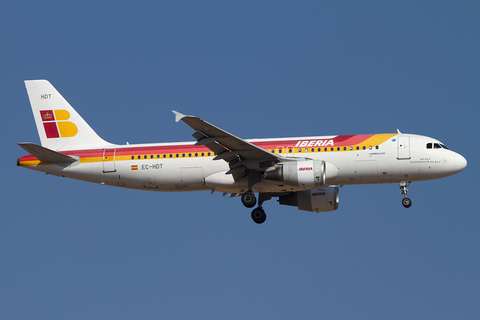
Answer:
[79,157,104,164]
[19,160,50,166]
[356,134,396,148]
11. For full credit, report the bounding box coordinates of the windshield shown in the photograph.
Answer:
[426,142,449,150]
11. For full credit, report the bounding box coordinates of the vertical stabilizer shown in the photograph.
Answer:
[25,80,113,151]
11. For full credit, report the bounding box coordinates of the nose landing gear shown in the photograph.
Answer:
[400,181,412,208]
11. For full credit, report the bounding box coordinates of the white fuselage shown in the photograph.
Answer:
[21,133,466,194]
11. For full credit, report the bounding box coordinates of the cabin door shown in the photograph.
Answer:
[397,136,410,160]
[103,148,116,172]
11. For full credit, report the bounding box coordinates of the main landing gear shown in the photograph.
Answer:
[400,181,412,208]
[241,191,257,208]
[241,191,270,224]
[251,207,266,224]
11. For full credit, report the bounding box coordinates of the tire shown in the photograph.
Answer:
[251,208,266,224]
[402,197,412,208]
[241,191,257,208]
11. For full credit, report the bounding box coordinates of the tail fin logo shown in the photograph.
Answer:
[40,110,78,138]
[42,111,54,120]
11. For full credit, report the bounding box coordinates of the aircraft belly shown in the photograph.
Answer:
[132,158,225,191]
[354,160,379,183]
[52,158,228,191]
[315,153,380,184]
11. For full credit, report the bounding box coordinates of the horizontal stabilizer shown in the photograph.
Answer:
[18,142,77,163]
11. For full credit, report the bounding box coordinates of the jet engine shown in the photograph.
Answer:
[264,160,337,189]
[279,187,339,212]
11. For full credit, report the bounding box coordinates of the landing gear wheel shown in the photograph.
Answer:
[402,197,412,208]
[241,191,257,208]
[251,207,266,224]
[399,181,412,208]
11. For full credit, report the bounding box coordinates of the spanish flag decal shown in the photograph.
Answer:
[131,165,138,170]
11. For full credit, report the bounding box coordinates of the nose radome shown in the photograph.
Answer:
[454,153,467,172]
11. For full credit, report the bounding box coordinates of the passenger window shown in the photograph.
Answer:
[350,146,353,150]
[289,149,293,153]
[356,146,359,150]
[150,155,153,159]
[343,147,346,151]
[324,148,328,152]
[131,156,134,160]
[144,155,147,159]
[330,147,334,151]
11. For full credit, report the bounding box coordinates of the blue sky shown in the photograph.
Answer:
[1,1,478,319]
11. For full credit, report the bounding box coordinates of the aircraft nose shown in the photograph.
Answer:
[454,153,467,173]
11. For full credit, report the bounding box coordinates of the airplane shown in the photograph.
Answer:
[17,80,467,224]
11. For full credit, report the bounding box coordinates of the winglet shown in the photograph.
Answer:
[172,110,186,123]
[397,129,402,134]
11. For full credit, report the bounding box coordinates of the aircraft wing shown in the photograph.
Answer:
[173,110,280,179]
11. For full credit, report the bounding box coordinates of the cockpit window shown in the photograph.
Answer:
[427,142,449,150]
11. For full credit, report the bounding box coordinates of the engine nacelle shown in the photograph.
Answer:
[279,187,339,212]
[264,160,325,188]
[264,160,338,189]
